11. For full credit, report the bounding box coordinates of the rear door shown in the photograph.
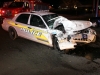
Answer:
[14,13,30,38]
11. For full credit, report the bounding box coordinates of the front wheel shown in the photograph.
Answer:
[53,35,61,51]
[53,36,66,54]
[8,27,18,40]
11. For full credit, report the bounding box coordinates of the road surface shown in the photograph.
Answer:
[0,24,100,75]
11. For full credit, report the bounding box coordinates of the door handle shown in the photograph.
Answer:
[15,23,18,25]
[28,27,31,29]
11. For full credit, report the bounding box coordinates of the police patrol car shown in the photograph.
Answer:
[2,11,96,51]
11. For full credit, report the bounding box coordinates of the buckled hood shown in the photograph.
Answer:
[53,16,92,32]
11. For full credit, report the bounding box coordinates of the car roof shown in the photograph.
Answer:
[19,11,56,16]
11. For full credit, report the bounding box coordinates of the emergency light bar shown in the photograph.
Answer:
[31,10,49,13]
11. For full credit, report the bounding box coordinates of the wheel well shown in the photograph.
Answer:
[55,25,66,33]
[9,26,14,30]
[8,26,18,36]
[9,26,17,32]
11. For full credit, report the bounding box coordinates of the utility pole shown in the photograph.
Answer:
[95,0,99,17]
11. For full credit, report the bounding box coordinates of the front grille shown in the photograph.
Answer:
[72,29,90,42]
[80,29,89,33]
[74,28,89,34]
[74,38,88,41]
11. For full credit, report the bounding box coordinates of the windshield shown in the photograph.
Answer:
[42,14,58,28]
[8,2,24,8]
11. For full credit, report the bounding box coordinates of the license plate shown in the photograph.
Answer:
[82,34,87,39]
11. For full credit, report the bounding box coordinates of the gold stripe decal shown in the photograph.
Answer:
[8,21,49,43]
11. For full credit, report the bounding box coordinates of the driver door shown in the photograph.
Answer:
[28,15,52,46]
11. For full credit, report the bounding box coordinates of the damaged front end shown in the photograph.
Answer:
[70,28,96,43]
[52,16,96,50]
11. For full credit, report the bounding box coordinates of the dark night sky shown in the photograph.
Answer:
[0,0,93,8]
[79,0,93,5]
[0,0,93,4]
[42,0,93,8]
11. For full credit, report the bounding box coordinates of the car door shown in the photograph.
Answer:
[15,13,30,38]
[27,15,52,46]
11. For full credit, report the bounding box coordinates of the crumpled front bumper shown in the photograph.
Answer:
[57,28,96,50]
[70,33,96,43]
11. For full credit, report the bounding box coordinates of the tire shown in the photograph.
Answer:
[53,35,60,51]
[8,27,18,40]
[53,35,68,54]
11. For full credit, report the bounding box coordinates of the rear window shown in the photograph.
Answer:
[16,14,30,24]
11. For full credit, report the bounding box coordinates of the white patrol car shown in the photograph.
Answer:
[2,11,96,51]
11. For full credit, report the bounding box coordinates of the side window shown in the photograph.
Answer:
[30,15,46,28]
[16,14,30,24]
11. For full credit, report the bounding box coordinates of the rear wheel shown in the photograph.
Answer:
[8,27,18,40]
